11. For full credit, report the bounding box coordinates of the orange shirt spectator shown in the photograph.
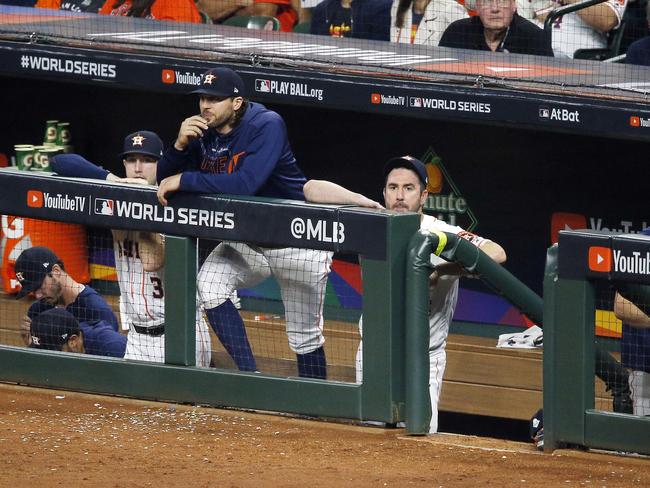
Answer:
[99,0,201,22]
[36,0,104,12]
[253,0,298,31]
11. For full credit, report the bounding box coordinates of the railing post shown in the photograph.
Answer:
[164,235,197,366]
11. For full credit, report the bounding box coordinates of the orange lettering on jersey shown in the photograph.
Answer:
[228,151,246,174]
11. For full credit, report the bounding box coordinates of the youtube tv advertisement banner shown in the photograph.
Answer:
[0,169,390,259]
[558,230,650,284]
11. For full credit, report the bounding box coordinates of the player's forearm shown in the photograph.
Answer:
[304,180,382,208]
[560,0,618,32]
[138,232,165,272]
[50,154,111,180]
[614,293,650,328]
[157,146,192,184]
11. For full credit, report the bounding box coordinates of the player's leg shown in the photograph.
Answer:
[267,248,332,379]
[428,348,447,434]
[629,370,650,416]
[124,330,164,363]
[197,242,270,371]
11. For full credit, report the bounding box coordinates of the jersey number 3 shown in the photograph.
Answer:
[151,277,164,299]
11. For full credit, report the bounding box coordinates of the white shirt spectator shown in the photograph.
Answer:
[391,0,468,46]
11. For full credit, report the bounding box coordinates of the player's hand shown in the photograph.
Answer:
[20,315,32,346]
[174,115,208,151]
[359,197,384,209]
[157,173,182,206]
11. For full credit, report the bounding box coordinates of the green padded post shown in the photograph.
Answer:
[543,245,595,449]
[404,230,435,434]
[360,212,419,423]
[164,236,197,366]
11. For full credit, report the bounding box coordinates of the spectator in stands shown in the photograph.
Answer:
[531,0,627,58]
[439,0,553,55]
[14,246,119,345]
[29,308,126,358]
[391,0,468,46]
[99,0,201,22]
[626,35,650,65]
[310,0,392,39]
[195,0,254,23]
[35,0,103,12]
[252,0,299,30]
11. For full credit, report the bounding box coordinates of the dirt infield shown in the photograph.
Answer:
[0,384,648,487]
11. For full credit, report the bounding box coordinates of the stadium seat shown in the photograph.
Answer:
[293,21,311,34]
[223,15,281,31]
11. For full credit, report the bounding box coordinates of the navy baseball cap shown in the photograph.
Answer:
[120,131,163,159]
[383,156,428,187]
[14,246,61,299]
[191,67,245,98]
[29,308,81,351]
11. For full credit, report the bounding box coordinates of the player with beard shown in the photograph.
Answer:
[156,67,333,378]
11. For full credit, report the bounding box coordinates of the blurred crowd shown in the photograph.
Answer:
[1,0,649,64]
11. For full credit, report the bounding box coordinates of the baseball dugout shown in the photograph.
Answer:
[0,168,419,423]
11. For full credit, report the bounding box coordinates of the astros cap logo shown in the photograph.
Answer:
[131,135,145,146]
[204,74,216,85]
[588,246,612,272]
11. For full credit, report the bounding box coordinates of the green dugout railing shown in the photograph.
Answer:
[404,229,641,447]
[0,169,419,423]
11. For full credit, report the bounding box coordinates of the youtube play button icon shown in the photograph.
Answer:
[27,190,43,208]
[588,246,612,272]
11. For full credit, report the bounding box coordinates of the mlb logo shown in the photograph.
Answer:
[94,198,114,216]
[371,93,381,104]
[255,79,271,93]
[539,107,550,119]
[630,116,640,127]
[410,97,422,108]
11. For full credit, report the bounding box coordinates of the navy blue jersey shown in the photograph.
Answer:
[28,285,119,331]
[157,102,306,200]
[51,154,110,180]
[80,321,126,358]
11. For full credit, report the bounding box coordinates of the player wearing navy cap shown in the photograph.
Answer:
[50,131,212,367]
[30,307,126,358]
[156,66,333,378]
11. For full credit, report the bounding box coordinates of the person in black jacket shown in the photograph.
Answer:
[310,0,392,41]
[439,0,553,56]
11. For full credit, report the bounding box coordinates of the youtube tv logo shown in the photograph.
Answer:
[630,116,640,127]
[27,190,43,208]
[162,69,175,84]
[588,246,612,272]
[550,212,587,244]
[371,93,381,104]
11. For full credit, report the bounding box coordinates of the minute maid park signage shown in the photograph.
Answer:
[420,147,477,232]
